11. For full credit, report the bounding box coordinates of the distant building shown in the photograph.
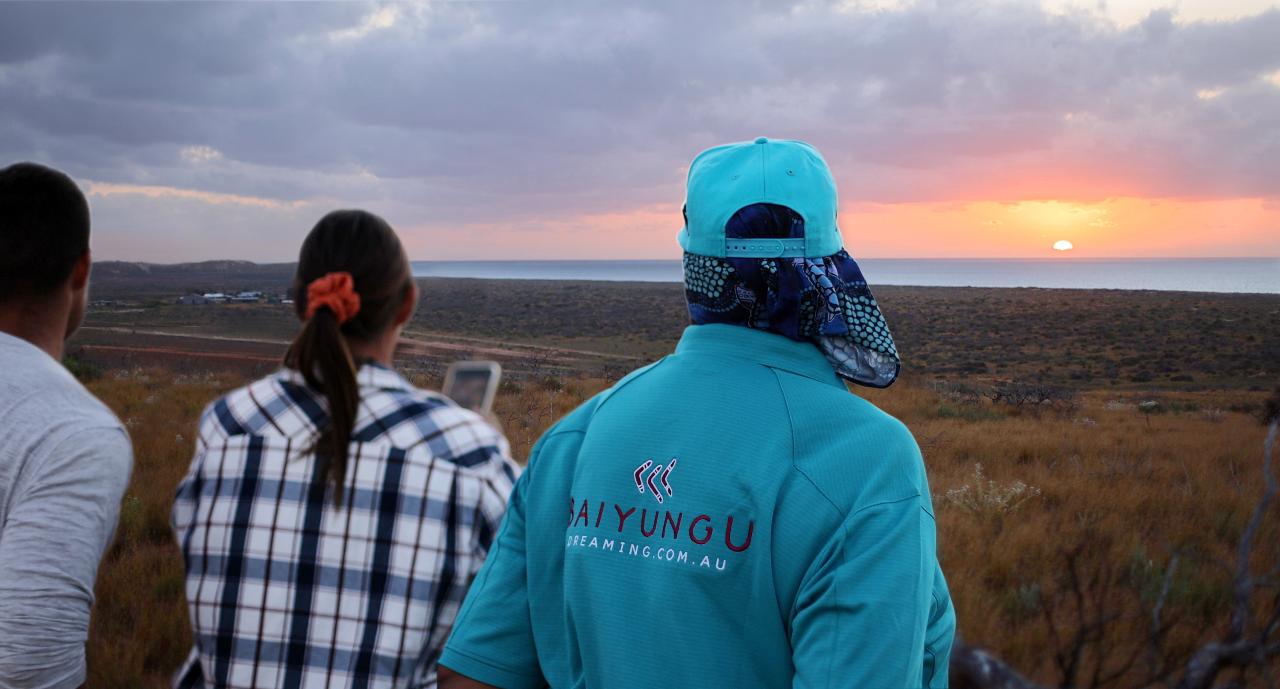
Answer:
[178,294,208,305]
[231,291,263,303]
[281,298,295,305]
[203,292,229,303]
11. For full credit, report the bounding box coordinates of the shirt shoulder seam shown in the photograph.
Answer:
[591,357,669,415]
[768,366,843,515]
[847,493,928,520]
[539,426,587,443]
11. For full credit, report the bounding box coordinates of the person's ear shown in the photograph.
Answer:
[62,250,92,341]
[70,250,91,291]
[393,280,418,328]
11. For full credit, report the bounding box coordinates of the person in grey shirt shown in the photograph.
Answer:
[0,162,133,689]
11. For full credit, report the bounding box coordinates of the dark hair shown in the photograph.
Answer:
[725,203,804,240]
[0,162,91,301]
[284,209,413,504]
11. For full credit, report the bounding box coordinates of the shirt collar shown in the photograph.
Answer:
[0,330,75,385]
[278,361,416,394]
[674,323,845,389]
[358,360,415,393]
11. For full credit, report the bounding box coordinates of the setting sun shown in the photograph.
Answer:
[1053,239,1075,251]
[826,197,1278,261]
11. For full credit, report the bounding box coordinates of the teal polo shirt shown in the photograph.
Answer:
[441,324,955,689]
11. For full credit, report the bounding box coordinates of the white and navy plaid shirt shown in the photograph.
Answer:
[172,363,518,689]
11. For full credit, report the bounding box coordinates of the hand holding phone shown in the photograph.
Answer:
[442,361,502,414]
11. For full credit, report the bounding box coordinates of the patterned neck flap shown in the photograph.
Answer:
[682,206,900,388]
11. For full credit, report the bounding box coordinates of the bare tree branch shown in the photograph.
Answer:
[950,645,1049,689]
[1174,421,1278,689]
[955,421,1279,689]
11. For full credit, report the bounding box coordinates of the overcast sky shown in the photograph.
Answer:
[1,0,1277,261]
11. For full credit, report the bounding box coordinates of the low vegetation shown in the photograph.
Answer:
[80,278,1280,390]
[73,276,1280,686]
[83,363,1277,687]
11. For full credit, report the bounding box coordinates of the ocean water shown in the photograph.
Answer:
[411,258,1280,294]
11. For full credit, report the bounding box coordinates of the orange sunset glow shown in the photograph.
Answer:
[398,196,1279,261]
[837,197,1279,259]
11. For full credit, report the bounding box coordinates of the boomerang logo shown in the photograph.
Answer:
[633,458,677,504]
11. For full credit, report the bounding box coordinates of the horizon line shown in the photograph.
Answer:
[97,255,1280,265]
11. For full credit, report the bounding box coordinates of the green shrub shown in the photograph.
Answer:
[63,353,102,382]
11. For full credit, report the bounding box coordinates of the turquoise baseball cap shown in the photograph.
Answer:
[678,137,843,258]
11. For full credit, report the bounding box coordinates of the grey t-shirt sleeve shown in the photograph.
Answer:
[0,425,133,689]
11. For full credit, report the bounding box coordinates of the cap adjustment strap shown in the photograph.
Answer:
[724,237,808,258]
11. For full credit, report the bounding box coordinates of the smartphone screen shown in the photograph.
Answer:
[443,362,501,413]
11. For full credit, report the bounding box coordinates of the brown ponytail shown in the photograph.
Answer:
[284,210,412,505]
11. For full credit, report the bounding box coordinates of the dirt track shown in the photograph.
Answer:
[78,344,280,363]
[72,326,640,376]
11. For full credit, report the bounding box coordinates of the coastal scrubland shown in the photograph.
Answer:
[70,273,1279,688]
[81,277,1279,390]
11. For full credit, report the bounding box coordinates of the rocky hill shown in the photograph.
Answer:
[91,260,296,299]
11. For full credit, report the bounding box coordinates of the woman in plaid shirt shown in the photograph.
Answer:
[172,210,518,689]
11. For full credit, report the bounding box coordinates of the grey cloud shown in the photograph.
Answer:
[0,0,1278,258]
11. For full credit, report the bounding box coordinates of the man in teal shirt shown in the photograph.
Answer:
[440,138,955,688]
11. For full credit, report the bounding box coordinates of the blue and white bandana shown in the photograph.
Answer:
[683,205,900,388]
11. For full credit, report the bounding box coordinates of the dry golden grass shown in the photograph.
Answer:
[84,366,1276,687]
[85,370,240,688]
[864,379,1277,685]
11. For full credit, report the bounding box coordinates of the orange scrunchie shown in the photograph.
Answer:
[305,271,361,324]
